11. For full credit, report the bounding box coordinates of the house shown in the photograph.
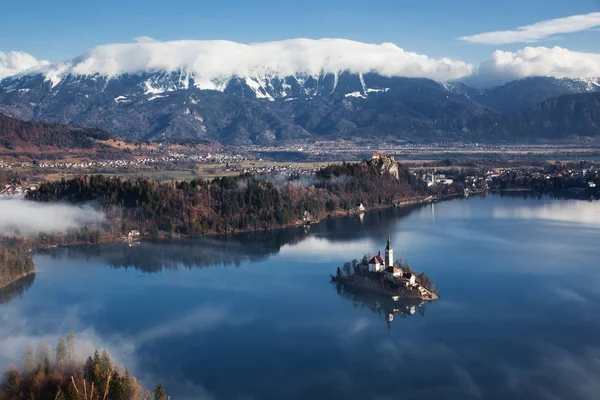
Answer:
[368,252,386,272]
[356,202,365,212]
[127,230,141,241]
[589,181,597,188]
[303,210,312,222]
[401,272,416,286]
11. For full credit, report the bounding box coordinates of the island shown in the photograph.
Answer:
[331,236,438,301]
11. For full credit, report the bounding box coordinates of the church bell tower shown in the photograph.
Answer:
[385,235,393,268]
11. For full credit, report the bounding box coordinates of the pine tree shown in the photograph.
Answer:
[92,350,101,385]
[43,356,51,376]
[154,382,166,400]
[23,343,36,376]
[121,369,133,400]
[108,370,124,400]
[3,368,22,398]
[36,342,50,367]
[55,337,67,368]
[100,350,112,376]
[66,332,76,367]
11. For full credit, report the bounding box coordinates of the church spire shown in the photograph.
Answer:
[385,235,393,268]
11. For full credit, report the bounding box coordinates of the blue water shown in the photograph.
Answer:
[1,193,600,400]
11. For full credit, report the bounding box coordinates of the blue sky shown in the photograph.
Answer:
[1,0,600,63]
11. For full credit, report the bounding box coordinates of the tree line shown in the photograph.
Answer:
[25,160,429,240]
[0,333,165,400]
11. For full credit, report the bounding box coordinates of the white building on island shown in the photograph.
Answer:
[368,252,386,272]
[368,236,395,272]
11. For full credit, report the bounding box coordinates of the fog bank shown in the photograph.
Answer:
[0,196,105,236]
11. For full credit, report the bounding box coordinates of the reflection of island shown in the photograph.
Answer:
[334,279,426,330]
[0,272,36,304]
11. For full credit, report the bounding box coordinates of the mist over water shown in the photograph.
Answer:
[0,196,105,236]
[1,194,600,400]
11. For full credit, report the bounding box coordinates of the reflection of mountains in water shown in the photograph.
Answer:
[35,227,312,273]
[313,204,425,242]
[0,273,36,304]
[334,281,426,330]
[34,204,428,273]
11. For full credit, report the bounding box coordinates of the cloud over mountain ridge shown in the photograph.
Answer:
[1,38,600,88]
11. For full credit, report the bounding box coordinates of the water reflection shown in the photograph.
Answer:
[493,200,600,226]
[0,273,36,304]
[333,281,426,331]
[34,205,425,273]
[35,227,311,272]
[2,193,600,400]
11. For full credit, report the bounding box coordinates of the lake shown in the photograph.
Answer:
[1,193,600,400]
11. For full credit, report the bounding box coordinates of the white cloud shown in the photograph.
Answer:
[459,12,600,45]
[0,50,49,79]
[0,196,105,236]
[33,38,474,83]
[133,36,158,43]
[467,46,600,87]
[2,38,600,89]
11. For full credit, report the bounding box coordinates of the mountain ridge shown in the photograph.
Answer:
[1,71,599,144]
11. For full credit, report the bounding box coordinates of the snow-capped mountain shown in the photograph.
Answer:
[1,38,600,143]
[452,77,600,113]
[0,69,489,143]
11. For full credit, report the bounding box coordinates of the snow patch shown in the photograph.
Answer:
[331,72,339,93]
[244,77,274,101]
[148,94,166,101]
[366,88,389,93]
[359,73,367,93]
[144,80,165,95]
[114,95,130,104]
[345,91,367,99]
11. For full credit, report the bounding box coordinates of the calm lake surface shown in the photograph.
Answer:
[2,193,600,400]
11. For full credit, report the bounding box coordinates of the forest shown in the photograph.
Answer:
[25,159,429,240]
[0,333,165,400]
[0,114,112,150]
[0,239,34,289]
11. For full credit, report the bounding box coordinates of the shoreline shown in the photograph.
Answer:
[26,195,435,253]
[332,274,439,301]
[0,271,35,291]
[22,189,537,255]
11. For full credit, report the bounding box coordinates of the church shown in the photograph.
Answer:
[368,236,394,273]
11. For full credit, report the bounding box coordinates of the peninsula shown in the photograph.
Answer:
[331,236,438,301]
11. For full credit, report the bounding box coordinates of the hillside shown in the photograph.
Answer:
[0,114,113,152]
